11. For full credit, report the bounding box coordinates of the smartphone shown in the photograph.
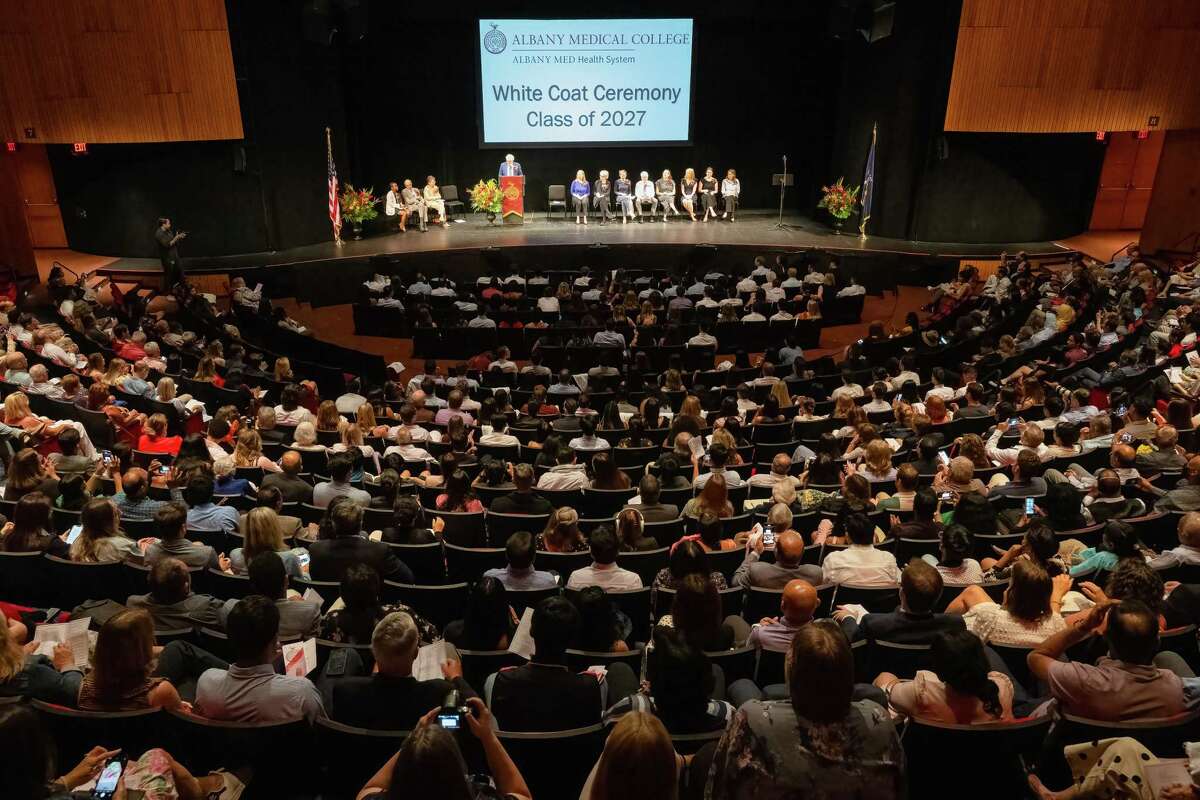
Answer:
[1133,307,1143,319]
[762,524,775,547]
[937,451,950,466]
[1008,417,1020,427]
[158,464,171,475]
[939,336,948,345]
[939,491,955,502]
[297,552,311,577]
[92,755,125,799]
[1024,497,1036,515]
[1116,405,1128,416]
[101,449,113,465]
[65,524,83,545]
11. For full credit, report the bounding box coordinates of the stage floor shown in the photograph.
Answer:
[100,210,1072,274]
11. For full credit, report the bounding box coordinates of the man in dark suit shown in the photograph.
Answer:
[490,463,553,516]
[834,559,964,644]
[330,610,477,730]
[909,436,944,476]
[623,475,679,523]
[485,596,620,731]
[550,396,583,432]
[261,451,314,505]
[307,501,413,583]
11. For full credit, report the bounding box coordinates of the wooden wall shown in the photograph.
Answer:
[1140,129,1200,256]
[945,0,1200,133]
[0,0,242,143]
[0,154,38,281]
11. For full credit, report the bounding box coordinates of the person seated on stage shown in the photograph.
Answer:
[614,169,634,223]
[679,168,698,221]
[721,168,741,221]
[384,181,410,232]
[700,165,720,222]
[655,169,678,222]
[593,169,613,224]
[570,170,590,225]
[422,175,449,229]
[400,179,427,232]
[635,171,657,221]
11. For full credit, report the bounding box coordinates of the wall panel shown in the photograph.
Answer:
[0,0,242,143]
[945,0,1200,132]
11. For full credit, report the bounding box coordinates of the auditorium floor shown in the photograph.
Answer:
[35,248,929,385]
[1057,229,1140,263]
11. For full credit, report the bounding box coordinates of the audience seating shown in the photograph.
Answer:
[496,725,608,800]
[315,718,409,799]
[383,581,469,630]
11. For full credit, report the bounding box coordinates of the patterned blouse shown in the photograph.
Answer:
[652,569,728,591]
[318,603,439,645]
[706,700,905,800]
[962,601,1067,647]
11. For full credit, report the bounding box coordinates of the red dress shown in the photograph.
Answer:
[136,433,182,456]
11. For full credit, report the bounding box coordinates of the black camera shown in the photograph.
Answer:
[436,688,470,730]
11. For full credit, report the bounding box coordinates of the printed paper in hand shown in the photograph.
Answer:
[412,640,452,682]
[1145,759,1192,796]
[302,587,323,605]
[508,607,536,660]
[282,638,318,677]
[32,618,90,669]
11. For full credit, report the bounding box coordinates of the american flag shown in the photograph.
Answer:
[326,128,341,240]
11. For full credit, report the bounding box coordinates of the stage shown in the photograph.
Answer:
[90,210,1074,307]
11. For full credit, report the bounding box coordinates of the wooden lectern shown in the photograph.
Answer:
[500,175,524,224]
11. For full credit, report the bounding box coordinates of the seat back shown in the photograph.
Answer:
[30,701,164,766]
[565,647,643,674]
[430,510,487,548]
[497,725,608,800]
[486,511,549,548]
[315,718,409,798]
[506,586,562,615]
[383,581,469,630]
[705,645,758,686]
[205,568,253,600]
[444,542,507,583]
[644,518,686,548]
[1058,709,1200,758]
[385,541,446,585]
[868,640,932,680]
[832,583,900,613]
[904,715,1055,799]
[705,547,747,583]
[163,708,313,793]
[535,550,593,584]
[0,550,45,605]
[458,648,528,690]
[43,556,129,607]
[614,547,669,586]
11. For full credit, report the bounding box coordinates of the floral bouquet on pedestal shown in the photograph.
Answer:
[817,177,861,233]
[339,184,380,239]
[468,179,504,223]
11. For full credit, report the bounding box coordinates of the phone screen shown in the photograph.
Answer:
[762,524,775,546]
[437,712,462,729]
[937,451,950,465]
[101,449,113,465]
[1008,417,1019,427]
[1116,405,1128,416]
[939,491,955,502]
[1024,497,1036,515]
[65,524,83,544]
[93,757,124,798]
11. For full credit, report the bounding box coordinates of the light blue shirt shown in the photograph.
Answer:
[186,502,240,533]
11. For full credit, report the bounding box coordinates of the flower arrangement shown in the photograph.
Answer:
[817,177,861,220]
[468,178,504,215]
[339,184,380,224]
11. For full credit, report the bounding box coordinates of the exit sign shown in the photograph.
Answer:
[72,142,88,155]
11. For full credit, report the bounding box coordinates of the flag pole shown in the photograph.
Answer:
[859,122,877,239]
[326,126,343,247]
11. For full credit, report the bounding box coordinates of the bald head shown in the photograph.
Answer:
[280,450,303,474]
[781,579,818,625]
[1111,444,1137,469]
[775,529,805,567]
[771,453,792,476]
[410,390,426,409]
[123,467,149,499]
[1019,425,1044,449]
[674,432,692,453]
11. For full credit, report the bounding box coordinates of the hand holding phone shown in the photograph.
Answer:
[1024,497,1036,515]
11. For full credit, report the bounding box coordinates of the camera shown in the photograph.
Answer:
[436,688,470,730]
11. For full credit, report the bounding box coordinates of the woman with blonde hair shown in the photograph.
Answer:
[769,379,791,410]
[3,393,97,456]
[229,506,303,578]
[862,438,897,482]
[666,395,703,444]
[274,356,293,383]
[331,419,381,476]
[136,412,182,456]
[679,167,698,221]
[356,402,390,438]
[637,301,657,327]
[831,393,856,420]
[77,608,184,711]
[69,498,135,563]
[99,357,129,388]
[192,356,222,386]
[536,506,588,552]
[683,473,733,519]
[232,428,282,473]
[156,376,194,420]
[584,712,681,800]
[708,428,743,466]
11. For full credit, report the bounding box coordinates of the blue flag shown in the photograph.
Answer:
[859,123,876,236]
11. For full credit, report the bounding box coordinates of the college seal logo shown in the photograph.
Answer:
[483,24,507,55]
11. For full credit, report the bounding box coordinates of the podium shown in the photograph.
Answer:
[500,175,524,224]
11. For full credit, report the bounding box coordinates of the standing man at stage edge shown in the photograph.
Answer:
[499,153,523,177]
[155,217,187,288]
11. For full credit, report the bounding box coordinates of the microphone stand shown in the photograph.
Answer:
[772,156,795,231]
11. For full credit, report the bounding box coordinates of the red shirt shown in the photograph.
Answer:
[136,434,182,456]
[114,340,146,361]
